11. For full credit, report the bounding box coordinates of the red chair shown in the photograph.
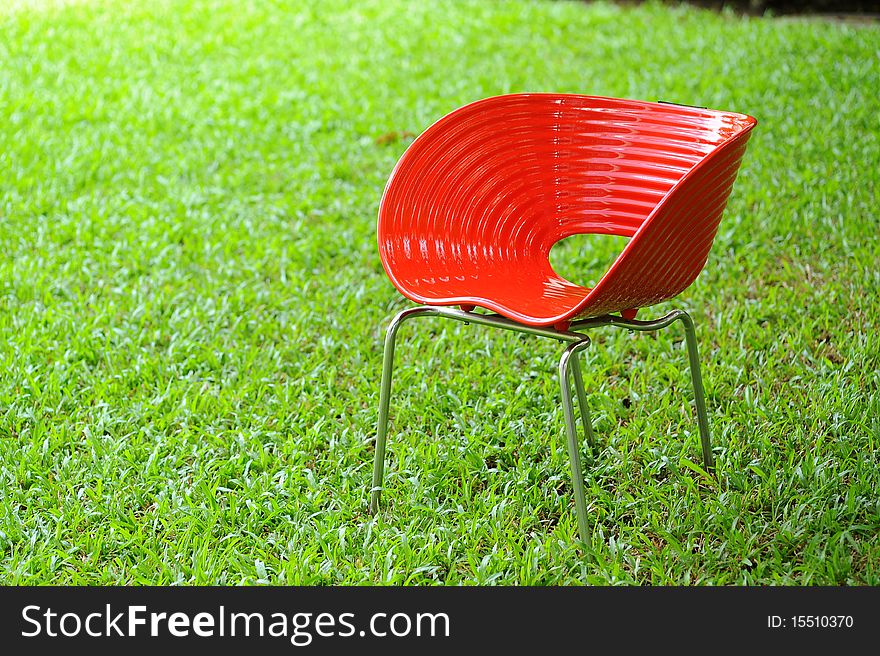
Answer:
[371,94,756,551]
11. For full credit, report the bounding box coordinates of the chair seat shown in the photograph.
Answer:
[390,260,592,325]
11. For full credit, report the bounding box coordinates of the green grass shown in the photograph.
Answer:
[1,0,878,585]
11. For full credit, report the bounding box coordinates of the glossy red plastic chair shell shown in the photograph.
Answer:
[378,94,756,328]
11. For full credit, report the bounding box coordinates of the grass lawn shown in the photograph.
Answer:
[1,0,878,585]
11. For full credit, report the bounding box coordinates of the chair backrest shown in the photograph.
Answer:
[378,94,756,317]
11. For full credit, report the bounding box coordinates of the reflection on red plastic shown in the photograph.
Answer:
[378,94,756,327]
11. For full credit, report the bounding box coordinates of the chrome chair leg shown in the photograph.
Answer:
[559,339,594,552]
[676,311,714,471]
[573,309,714,472]
[370,307,434,515]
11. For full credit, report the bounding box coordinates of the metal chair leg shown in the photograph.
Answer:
[370,305,712,553]
[675,311,714,471]
[370,308,430,515]
[559,339,593,552]
[569,352,596,453]
[573,309,714,472]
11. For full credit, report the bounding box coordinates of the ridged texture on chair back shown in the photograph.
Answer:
[378,94,755,325]
[581,128,753,318]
